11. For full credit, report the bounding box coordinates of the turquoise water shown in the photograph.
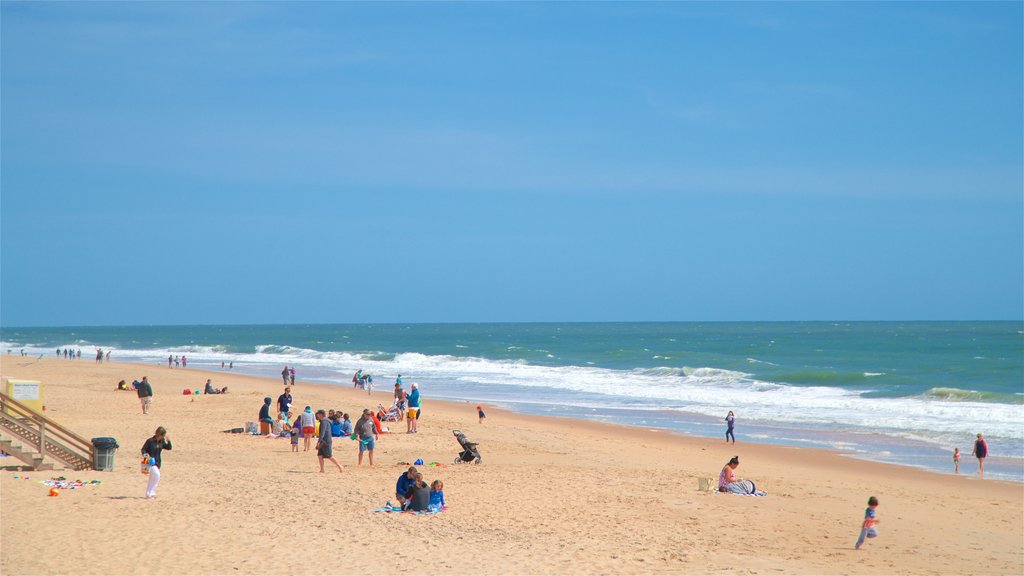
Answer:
[2,322,1022,479]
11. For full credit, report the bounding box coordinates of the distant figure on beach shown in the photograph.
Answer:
[229,361,233,369]
[281,366,290,386]
[352,369,363,389]
[174,356,180,367]
[277,387,292,419]
[478,406,486,424]
[141,426,172,499]
[290,415,301,452]
[725,411,736,444]
[854,496,880,550]
[315,410,343,473]
[355,409,378,466]
[394,383,406,419]
[289,367,295,385]
[366,374,374,395]
[406,383,421,434]
[137,376,154,415]
[953,448,961,474]
[221,361,225,369]
[181,356,187,368]
[204,379,226,394]
[259,397,274,435]
[95,349,103,363]
[76,349,81,359]
[972,433,988,477]
[55,348,60,357]
[105,350,111,362]
[395,374,403,387]
[299,407,316,451]
[168,355,173,368]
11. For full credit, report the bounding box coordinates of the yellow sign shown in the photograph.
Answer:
[4,379,44,415]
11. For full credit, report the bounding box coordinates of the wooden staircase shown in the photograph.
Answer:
[0,392,94,471]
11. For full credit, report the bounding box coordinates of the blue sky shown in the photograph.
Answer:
[1,2,1021,326]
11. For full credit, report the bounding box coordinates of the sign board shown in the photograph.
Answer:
[4,379,44,415]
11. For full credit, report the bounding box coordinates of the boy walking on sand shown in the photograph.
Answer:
[855,496,880,550]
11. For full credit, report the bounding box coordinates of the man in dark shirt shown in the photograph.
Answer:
[315,410,343,473]
[395,466,418,507]
[277,387,293,418]
[136,376,154,415]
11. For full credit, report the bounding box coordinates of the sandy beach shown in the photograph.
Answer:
[1,357,1020,575]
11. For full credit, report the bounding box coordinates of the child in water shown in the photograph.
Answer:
[855,496,880,550]
[429,479,447,512]
[477,406,486,424]
[953,448,961,473]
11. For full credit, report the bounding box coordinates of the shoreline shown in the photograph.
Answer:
[2,357,1021,575]
[76,359,1024,485]
[105,355,1024,483]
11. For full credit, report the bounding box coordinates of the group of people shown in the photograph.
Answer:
[281,365,296,386]
[94,349,111,362]
[167,355,188,368]
[394,466,446,512]
[258,384,399,468]
[953,433,990,476]
[352,369,374,393]
[55,348,82,359]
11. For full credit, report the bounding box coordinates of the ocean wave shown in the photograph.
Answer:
[10,340,1023,445]
[921,387,1022,404]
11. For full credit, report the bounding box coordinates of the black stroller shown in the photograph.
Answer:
[453,430,482,464]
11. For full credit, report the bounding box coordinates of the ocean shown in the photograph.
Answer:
[2,322,1022,480]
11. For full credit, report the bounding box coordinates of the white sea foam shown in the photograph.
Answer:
[12,341,1024,449]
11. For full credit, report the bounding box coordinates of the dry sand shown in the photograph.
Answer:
[1,357,1021,575]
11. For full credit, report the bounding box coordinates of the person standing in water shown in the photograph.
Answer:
[725,411,736,444]
[972,433,989,477]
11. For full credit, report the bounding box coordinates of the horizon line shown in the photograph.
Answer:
[2,319,1023,330]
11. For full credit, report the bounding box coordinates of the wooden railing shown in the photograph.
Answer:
[0,391,94,470]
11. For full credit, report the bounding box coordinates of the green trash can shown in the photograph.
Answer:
[91,437,119,471]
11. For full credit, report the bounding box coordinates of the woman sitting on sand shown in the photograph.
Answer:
[719,456,744,492]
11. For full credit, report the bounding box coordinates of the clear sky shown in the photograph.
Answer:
[1,2,1021,326]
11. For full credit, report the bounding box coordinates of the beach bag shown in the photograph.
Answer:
[245,421,258,435]
[698,477,716,492]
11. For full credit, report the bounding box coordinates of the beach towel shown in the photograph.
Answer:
[722,480,767,496]
[371,504,444,515]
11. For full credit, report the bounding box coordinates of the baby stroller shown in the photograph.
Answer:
[453,430,482,464]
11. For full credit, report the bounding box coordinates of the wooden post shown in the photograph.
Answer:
[39,419,46,457]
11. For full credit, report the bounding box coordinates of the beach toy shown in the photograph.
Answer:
[195,389,200,395]
[49,488,59,497]
[350,433,357,440]
[414,458,423,465]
